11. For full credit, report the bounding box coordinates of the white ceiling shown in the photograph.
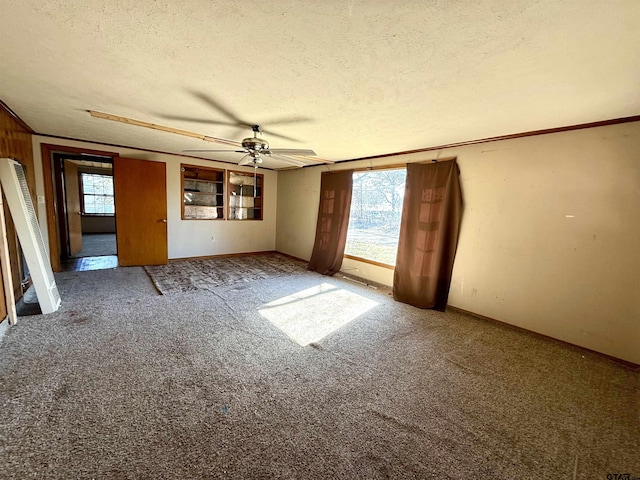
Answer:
[1,0,639,169]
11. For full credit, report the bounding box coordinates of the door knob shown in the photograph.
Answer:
[161,219,167,223]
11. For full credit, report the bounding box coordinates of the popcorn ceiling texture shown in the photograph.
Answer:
[0,264,638,478]
[1,1,639,167]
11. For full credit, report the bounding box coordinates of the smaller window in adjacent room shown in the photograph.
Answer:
[80,173,114,215]
[345,168,406,266]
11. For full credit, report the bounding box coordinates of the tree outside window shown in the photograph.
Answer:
[345,168,406,265]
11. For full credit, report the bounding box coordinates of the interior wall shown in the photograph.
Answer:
[32,136,278,260]
[81,216,116,234]
[276,121,640,364]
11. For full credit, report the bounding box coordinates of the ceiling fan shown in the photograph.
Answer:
[88,108,332,169]
[183,124,318,168]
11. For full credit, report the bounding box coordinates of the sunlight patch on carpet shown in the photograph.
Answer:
[259,283,379,346]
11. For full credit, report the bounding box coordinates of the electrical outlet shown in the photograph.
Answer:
[211,236,215,243]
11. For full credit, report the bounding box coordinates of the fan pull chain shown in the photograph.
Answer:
[254,162,257,198]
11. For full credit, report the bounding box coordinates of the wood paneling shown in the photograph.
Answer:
[64,160,83,256]
[0,102,35,302]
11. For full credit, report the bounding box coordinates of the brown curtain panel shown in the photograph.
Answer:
[308,170,353,275]
[393,160,463,311]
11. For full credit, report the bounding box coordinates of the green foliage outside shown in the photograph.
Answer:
[345,169,406,266]
[345,239,397,265]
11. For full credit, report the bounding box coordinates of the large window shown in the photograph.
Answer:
[80,173,114,215]
[344,168,406,266]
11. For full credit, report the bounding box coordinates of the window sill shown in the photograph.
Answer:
[343,254,395,270]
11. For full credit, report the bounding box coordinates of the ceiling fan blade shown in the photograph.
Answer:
[160,114,238,127]
[266,153,307,167]
[259,129,300,142]
[186,90,315,141]
[183,149,246,153]
[263,115,313,126]
[189,90,251,126]
[269,148,317,156]
[284,154,334,164]
[238,154,258,166]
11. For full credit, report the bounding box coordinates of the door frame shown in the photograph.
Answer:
[41,143,117,272]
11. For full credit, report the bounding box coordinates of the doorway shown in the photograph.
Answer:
[50,150,119,272]
[41,144,168,272]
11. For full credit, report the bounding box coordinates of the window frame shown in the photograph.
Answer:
[79,171,115,216]
[343,164,407,269]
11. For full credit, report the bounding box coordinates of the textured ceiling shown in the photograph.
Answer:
[1,0,639,169]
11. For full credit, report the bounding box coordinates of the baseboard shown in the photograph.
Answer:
[169,250,281,263]
[274,251,308,264]
[446,305,639,370]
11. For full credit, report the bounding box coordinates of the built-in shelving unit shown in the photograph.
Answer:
[228,170,263,220]
[181,164,225,220]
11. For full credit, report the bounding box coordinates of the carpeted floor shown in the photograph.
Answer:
[0,257,638,479]
[74,233,117,257]
[144,253,307,294]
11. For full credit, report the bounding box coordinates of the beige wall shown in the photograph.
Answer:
[81,216,116,234]
[276,121,640,364]
[32,136,278,260]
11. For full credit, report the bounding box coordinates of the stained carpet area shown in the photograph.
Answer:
[144,252,307,294]
[0,265,638,479]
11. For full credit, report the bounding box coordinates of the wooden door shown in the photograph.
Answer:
[113,157,167,266]
[64,160,83,256]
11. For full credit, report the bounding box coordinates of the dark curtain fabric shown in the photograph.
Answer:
[393,160,463,311]
[308,170,353,275]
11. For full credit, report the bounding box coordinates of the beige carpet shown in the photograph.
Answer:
[1,262,638,479]
[144,252,307,294]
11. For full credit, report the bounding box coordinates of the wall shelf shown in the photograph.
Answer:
[181,164,225,220]
[228,170,263,220]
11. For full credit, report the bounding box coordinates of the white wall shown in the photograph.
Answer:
[276,121,640,364]
[32,136,277,259]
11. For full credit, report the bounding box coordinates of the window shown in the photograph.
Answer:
[80,173,114,215]
[344,168,406,266]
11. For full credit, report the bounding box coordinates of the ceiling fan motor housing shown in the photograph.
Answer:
[242,136,269,153]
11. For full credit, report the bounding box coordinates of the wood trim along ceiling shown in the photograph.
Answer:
[0,99,34,133]
[88,110,242,147]
[337,114,640,165]
[350,157,457,172]
[42,114,640,170]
